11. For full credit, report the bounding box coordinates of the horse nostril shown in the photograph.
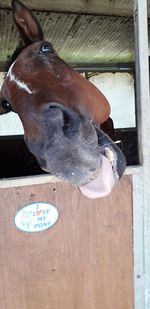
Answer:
[63,120,75,136]
[63,112,71,126]
[62,110,80,138]
[47,103,80,137]
[49,105,73,133]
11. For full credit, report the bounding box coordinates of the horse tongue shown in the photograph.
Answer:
[79,155,115,199]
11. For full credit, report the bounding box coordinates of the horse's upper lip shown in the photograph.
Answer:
[95,127,126,180]
[103,146,119,182]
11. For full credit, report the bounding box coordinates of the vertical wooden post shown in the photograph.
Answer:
[134,0,150,308]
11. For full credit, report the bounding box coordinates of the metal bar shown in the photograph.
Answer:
[72,63,135,73]
[0,62,135,73]
[134,0,150,308]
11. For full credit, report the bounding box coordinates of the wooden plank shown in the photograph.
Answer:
[0,167,141,189]
[0,0,134,16]
[0,174,60,188]
[0,176,134,309]
[1,0,150,18]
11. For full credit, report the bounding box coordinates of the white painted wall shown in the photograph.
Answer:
[89,72,135,128]
[0,71,135,135]
[0,73,24,136]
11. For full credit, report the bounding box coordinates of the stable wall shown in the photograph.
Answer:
[0,71,135,136]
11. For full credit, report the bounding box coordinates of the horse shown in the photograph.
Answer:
[0,0,126,198]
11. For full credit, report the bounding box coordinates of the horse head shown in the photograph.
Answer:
[0,0,126,198]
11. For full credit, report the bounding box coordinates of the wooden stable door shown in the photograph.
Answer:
[0,176,134,309]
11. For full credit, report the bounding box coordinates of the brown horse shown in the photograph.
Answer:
[0,0,126,198]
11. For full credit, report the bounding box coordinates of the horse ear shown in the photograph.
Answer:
[11,0,43,45]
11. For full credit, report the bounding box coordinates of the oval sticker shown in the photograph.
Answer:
[14,202,59,233]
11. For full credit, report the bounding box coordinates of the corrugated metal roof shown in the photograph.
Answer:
[0,8,136,67]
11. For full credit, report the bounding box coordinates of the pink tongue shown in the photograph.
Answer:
[79,155,115,199]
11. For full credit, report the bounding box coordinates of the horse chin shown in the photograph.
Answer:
[37,152,101,187]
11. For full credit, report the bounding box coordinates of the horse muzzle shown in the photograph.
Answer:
[24,102,126,196]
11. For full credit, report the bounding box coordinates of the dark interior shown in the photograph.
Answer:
[0,127,138,179]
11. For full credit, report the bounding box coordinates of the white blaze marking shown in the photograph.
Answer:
[9,73,33,94]
[7,60,33,95]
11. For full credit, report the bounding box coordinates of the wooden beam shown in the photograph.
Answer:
[0,0,135,16]
[1,0,150,17]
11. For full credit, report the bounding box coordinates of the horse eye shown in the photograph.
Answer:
[1,100,12,111]
[40,42,53,54]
